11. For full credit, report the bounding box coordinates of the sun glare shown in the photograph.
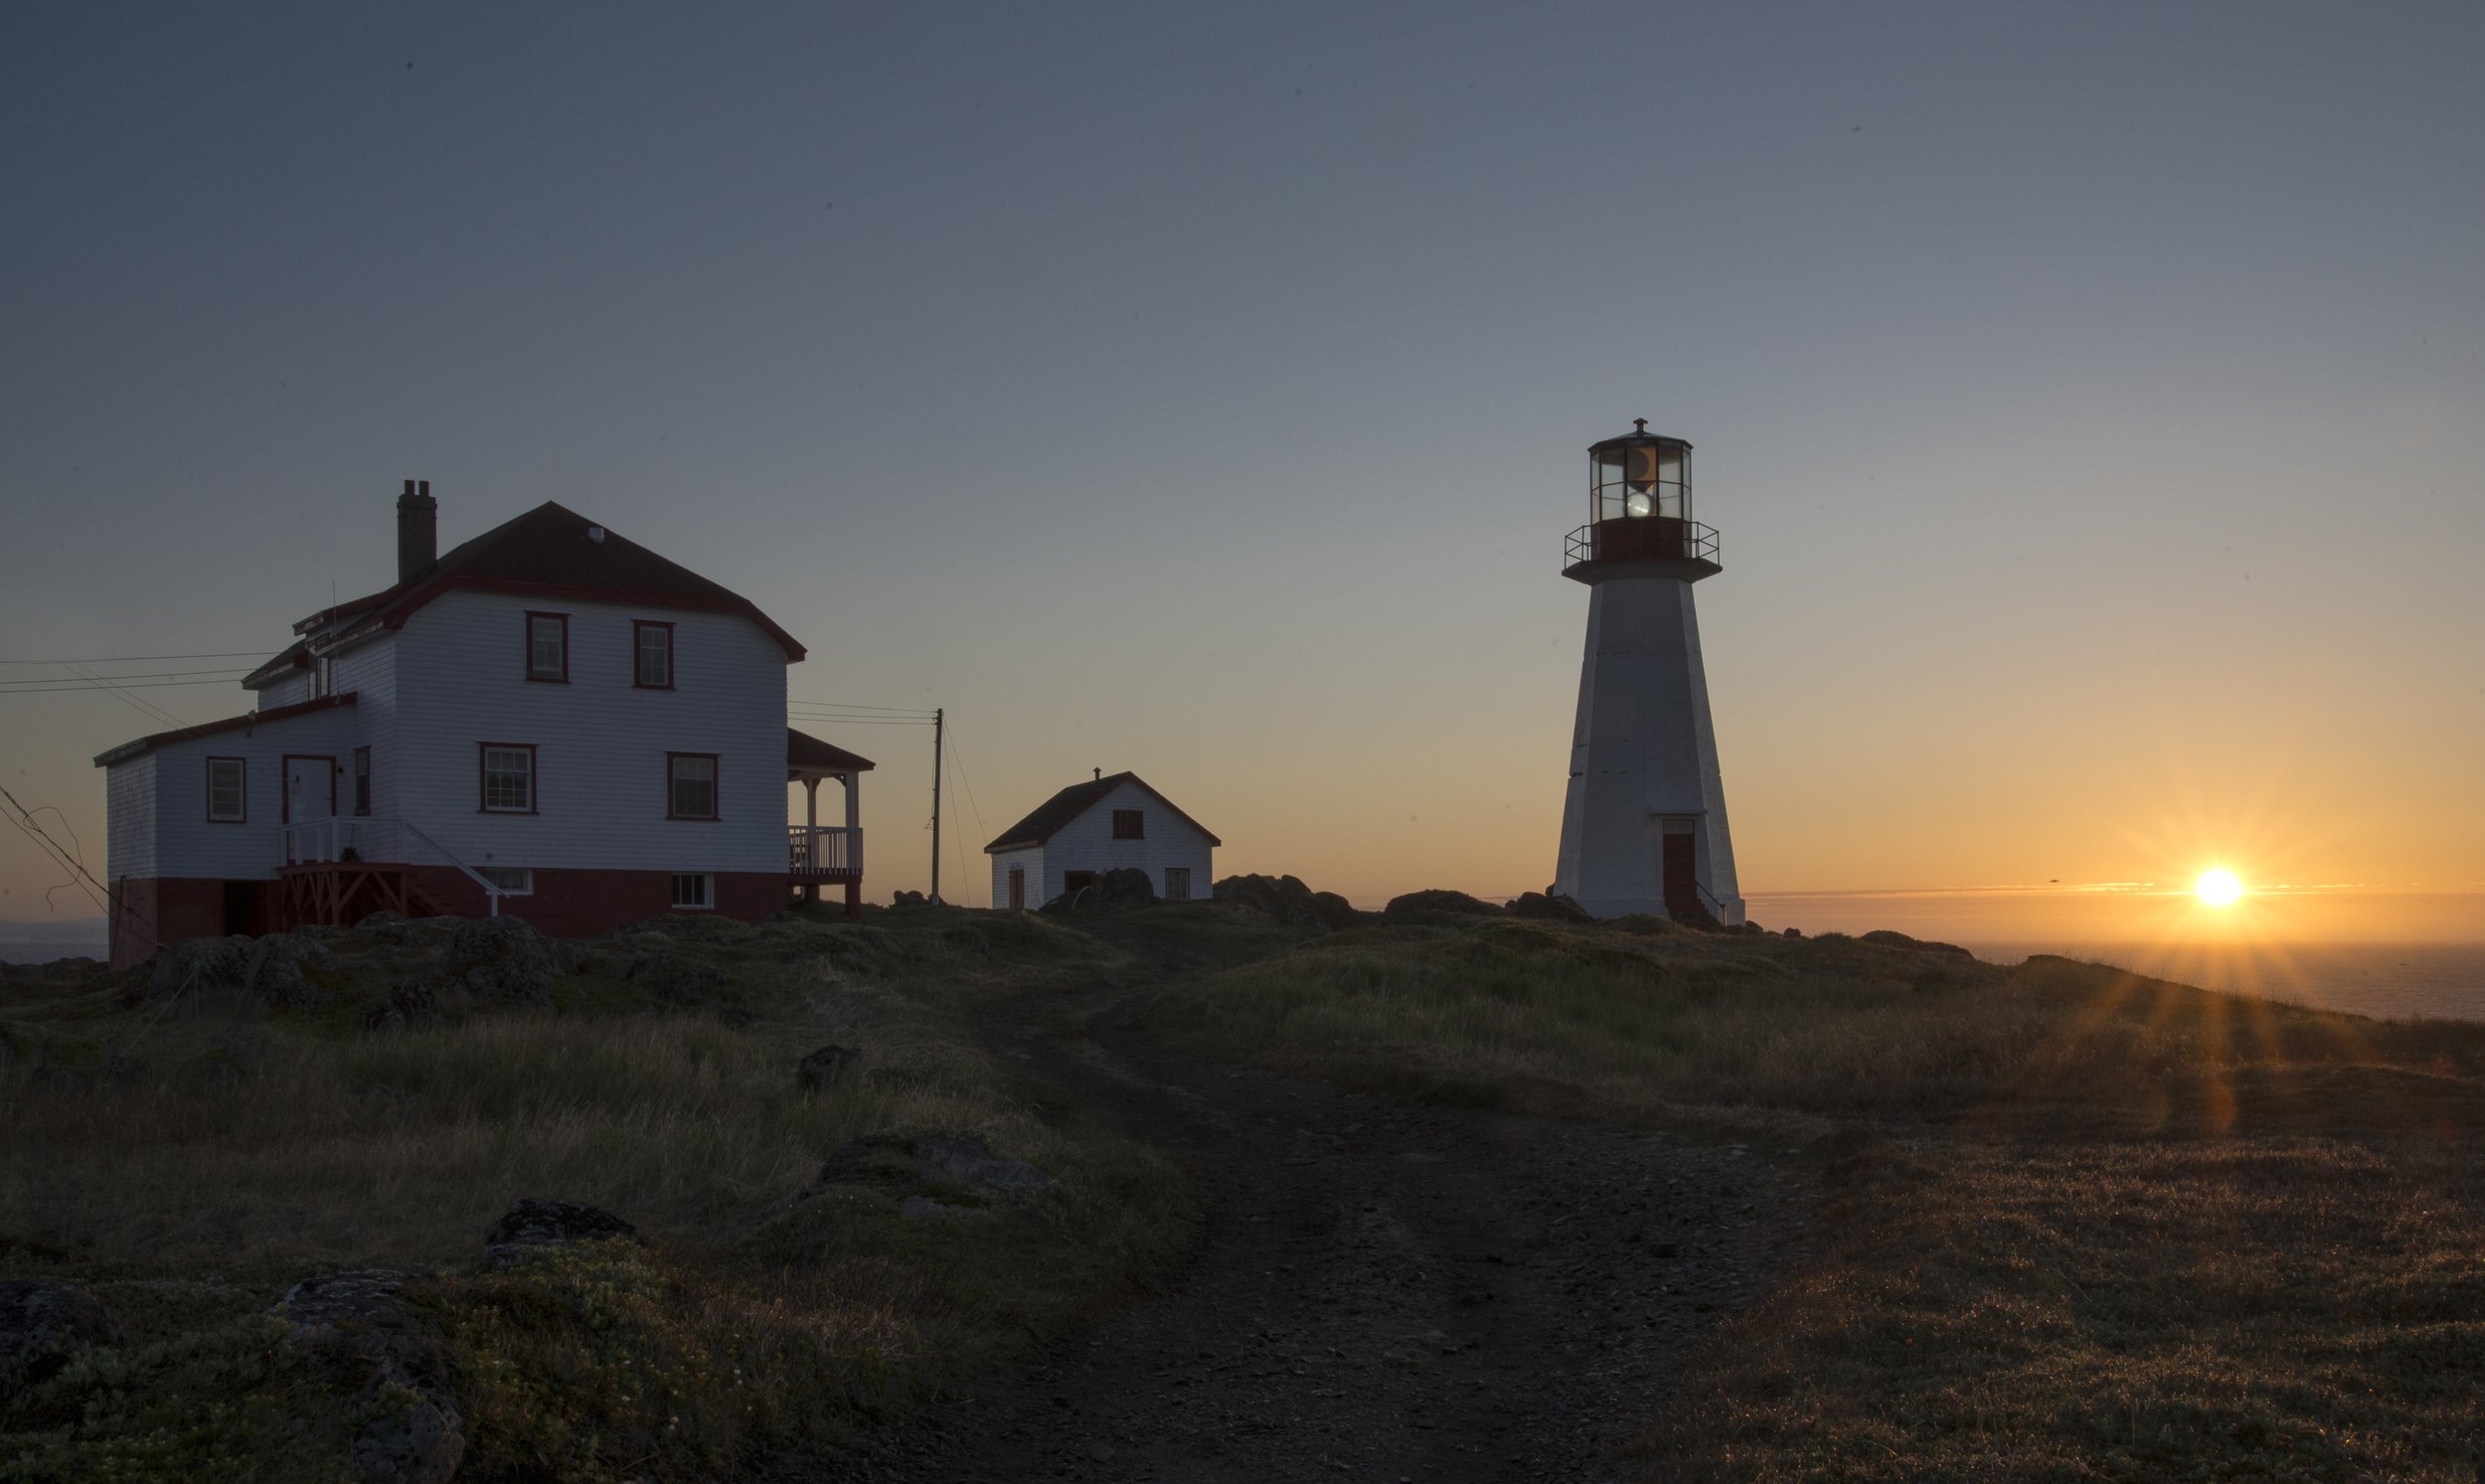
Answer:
[2194,869,2244,907]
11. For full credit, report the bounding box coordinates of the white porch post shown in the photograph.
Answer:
[803,776,820,902]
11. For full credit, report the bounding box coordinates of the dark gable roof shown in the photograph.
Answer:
[94,694,357,767]
[242,637,310,690]
[983,771,1222,854]
[302,502,804,661]
[787,727,876,773]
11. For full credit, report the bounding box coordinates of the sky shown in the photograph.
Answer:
[2,2,2480,940]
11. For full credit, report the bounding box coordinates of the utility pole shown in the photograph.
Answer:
[928,707,945,906]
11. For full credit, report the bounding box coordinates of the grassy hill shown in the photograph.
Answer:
[5,900,2479,1481]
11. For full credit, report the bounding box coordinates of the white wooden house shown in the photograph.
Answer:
[984,771,1219,910]
[95,481,872,967]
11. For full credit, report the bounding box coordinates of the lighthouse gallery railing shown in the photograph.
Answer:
[1564,519,1720,569]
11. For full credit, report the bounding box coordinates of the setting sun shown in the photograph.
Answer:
[2195,869,2244,907]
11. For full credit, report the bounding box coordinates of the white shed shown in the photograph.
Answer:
[984,771,1219,910]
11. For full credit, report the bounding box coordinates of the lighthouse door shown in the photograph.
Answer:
[1659,818,1702,920]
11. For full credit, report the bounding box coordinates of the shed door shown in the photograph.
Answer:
[1008,868,1026,910]
[284,754,337,824]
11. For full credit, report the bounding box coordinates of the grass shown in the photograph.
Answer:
[1151,917,2485,1481]
[0,906,1194,1482]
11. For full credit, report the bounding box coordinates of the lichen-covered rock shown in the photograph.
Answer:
[274,1269,463,1484]
[140,936,250,1002]
[245,931,339,1009]
[796,1044,866,1091]
[0,1278,123,1385]
[363,980,444,1033]
[483,1198,637,1266]
[816,1132,1049,1201]
[433,915,558,1006]
[1212,874,1364,930]
[1383,889,1502,919]
[1505,892,1594,923]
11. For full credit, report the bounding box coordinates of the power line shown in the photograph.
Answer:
[0,676,255,695]
[787,697,943,715]
[0,650,268,665]
[0,666,252,688]
[65,661,186,730]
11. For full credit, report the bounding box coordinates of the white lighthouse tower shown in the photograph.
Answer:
[1553,421,1745,925]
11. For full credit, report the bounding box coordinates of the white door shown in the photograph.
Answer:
[284,754,336,824]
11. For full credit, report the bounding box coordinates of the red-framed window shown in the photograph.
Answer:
[633,620,675,689]
[1112,808,1144,840]
[352,746,372,816]
[525,611,570,682]
[667,752,720,820]
[479,742,539,813]
[206,756,247,823]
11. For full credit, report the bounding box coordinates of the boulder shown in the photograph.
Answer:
[1213,874,1365,930]
[1860,929,1974,958]
[1504,892,1593,923]
[890,890,929,908]
[815,1132,1049,1202]
[1096,868,1155,907]
[362,980,444,1033]
[274,1269,463,1484]
[625,950,727,1008]
[140,936,250,1003]
[1383,889,1502,920]
[434,915,559,1006]
[0,1278,123,1385]
[483,1199,638,1266]
[796,1044,866,1091]
[244,932,339,1009]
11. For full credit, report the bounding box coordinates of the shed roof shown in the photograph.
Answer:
[297,502,804,661]
[94,693,358,767]
[983,771,1222,853]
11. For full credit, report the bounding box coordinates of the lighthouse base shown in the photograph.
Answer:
[1554,574,1744,926]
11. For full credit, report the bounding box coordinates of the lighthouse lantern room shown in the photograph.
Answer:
[1553,420,1745,925]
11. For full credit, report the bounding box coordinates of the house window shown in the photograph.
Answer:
[480,744,537,812]
[634,621,674,689]
[1164,867,1191,902]
[670,873,713,909]
[525,612,569,682]
[1112,809,1144,839]
[667,753,719,819]
[206,757,247,822]
[479,866,533,895]
[352,746,372,816]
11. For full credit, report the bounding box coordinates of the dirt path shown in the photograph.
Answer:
[831,977,1805,1483]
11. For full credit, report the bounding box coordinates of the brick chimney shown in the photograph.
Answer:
[396,479,436,585]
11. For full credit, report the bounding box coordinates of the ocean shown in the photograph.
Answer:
[1962,941,2485,1024]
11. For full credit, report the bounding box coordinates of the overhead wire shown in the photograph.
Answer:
[0,651,269,665]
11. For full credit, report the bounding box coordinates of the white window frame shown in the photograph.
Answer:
[1164,866,1191,903]
[670,872,713,909]
[206,756,247,823]
[478,866,534,895]
[481,744,537,813]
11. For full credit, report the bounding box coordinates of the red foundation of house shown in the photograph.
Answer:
[109,869,791,968]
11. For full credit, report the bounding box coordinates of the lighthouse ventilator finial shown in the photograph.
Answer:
[1551,421,1744,926]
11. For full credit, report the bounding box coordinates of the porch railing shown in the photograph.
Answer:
[789,826,862,879]
[278,816,510,916]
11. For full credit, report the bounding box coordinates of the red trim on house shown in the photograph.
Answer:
[280,753,338,824]
[524,610,571,683]
[206,756,248,823]
[479,742,541,813]
[633,620,676,690]
[94,693,358,767]
[666,751,721,820]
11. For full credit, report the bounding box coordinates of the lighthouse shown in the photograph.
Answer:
[1553,421,1745,925]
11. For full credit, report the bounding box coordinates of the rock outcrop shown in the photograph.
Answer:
[1383,889,1502,920]
[434,916,559,1006]
[483,1199,638,1266]
[274,1269,464,1484]
[814,1132,1050,1218]
[797,1044,866,1091]
[0,1278,123,1385]
[1212,874,1363,930]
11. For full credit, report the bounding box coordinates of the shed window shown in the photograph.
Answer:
[207,757,247,822]
[526,612,569,682]
[634,621,674,689]
[668,753,719,819]
[480,744,537,812]
[1112,809,1144,839]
